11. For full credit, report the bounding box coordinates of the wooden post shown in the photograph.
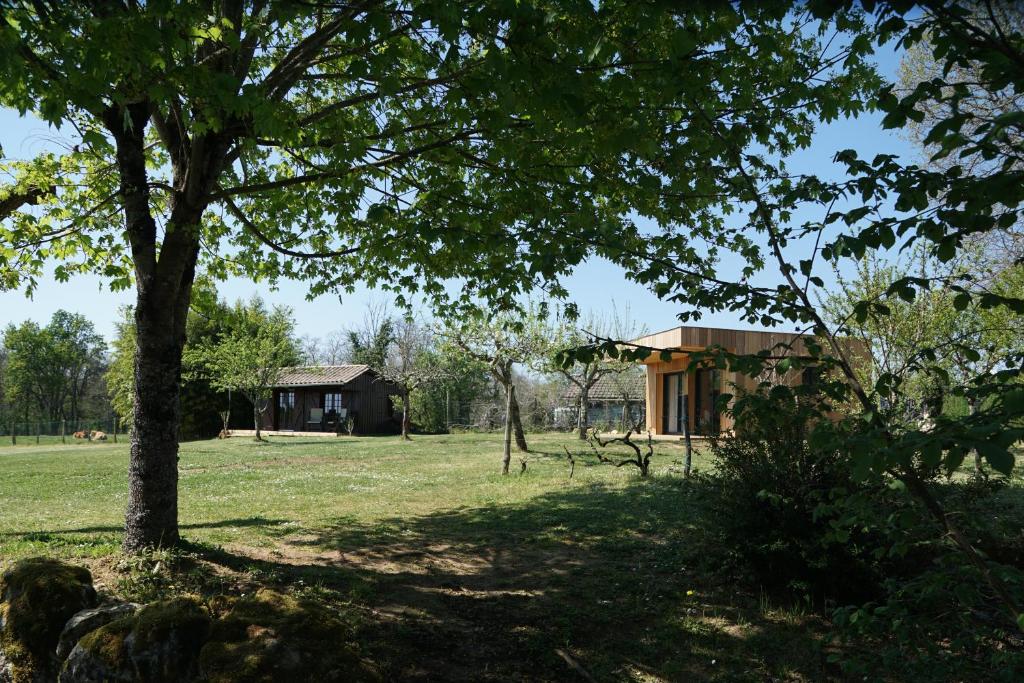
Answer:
[61,419,66,444]
[683,396,693,477]
[36,422,40,444]
[10,421,14,446]
[502,384,513,475]
[113,417,118,443]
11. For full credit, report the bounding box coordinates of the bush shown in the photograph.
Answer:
[830,476,1024,681]
[708,390,880,603]
[708,388,1024,679]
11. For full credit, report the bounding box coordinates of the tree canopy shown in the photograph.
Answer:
[2,310,106,425]
[0,0,879,549]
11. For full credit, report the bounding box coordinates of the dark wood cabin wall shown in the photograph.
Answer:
[259,374,399,433]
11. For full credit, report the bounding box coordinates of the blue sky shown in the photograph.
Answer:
[0,37,915,344]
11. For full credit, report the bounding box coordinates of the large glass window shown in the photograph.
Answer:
[662,372,688,434]
[323,393,344,425]
[694,369,721,436]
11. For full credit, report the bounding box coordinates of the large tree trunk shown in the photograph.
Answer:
[125,285,191,551]
[502,383,513,475]
[107,101,227,552]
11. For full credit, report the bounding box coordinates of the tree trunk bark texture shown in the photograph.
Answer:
[124,294,189,551]
[107,100,227,552]
[402,389,412,440]
[508,385,528,452]
[577,386,589,440]
[502,383,513,475]
[253,406,262,441]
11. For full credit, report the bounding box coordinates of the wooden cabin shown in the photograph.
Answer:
[562,371,647,430]
[261,365,400,434]
[633,326,817,437]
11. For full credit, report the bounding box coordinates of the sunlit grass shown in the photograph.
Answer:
[0,432,835,681]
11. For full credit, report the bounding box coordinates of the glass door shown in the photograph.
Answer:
[277,391,295,430]
[693,369,721,436]
[662,372,688,434]
[323,392,344,431]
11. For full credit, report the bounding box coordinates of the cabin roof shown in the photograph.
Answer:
[630,325,807,357]
[564,373,646,402]
[272,364,372,388]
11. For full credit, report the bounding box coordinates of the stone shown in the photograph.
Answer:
[59,597,210,683]
[199,589,378,683]
[0,648,13,683]
[0,558,97,683]
[55,603,138,662]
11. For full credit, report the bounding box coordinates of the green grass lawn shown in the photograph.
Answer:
[0,432,838,681]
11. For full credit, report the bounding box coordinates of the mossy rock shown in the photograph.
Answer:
[0,557,97,682]
[60,597,210,683]
[199,589,378,683]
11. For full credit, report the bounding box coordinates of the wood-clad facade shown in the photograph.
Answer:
[259,365,400,434]
[633,326,813,436]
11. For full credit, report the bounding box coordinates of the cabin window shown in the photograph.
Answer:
[278,391,295,408]
[323,392,344,418]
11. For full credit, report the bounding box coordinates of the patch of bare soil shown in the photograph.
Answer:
[211,536,601,681]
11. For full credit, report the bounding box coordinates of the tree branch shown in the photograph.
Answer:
[220,193,362,259]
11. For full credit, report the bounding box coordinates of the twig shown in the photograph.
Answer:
[554,648,597,683]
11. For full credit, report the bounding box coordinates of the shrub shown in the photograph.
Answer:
[707,390,880,603]
[708,388,1024,679]
[830,476,1024,681]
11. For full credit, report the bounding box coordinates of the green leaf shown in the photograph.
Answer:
[978,441,1014,476]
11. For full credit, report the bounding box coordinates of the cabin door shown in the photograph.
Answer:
[276,391,296,431]
[661,372,688,434]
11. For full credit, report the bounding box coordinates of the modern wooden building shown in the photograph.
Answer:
[633,326,815,437]
[260,365,400,434]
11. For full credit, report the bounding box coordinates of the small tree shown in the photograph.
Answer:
[606,365,646,432]
[547,306,644,440]
[373,316,446,440]
[443,304,550,454]
[573,422,654,477]
[193,309,296,442]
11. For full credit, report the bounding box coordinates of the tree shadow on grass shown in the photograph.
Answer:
[194,478,832,682]
[2,516,289,539]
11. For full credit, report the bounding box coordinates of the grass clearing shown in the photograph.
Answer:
[1,433,840,680]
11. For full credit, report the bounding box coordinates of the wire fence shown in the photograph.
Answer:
[0,401,650,445]
[442,400,646,434]
[0,417,122,445]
